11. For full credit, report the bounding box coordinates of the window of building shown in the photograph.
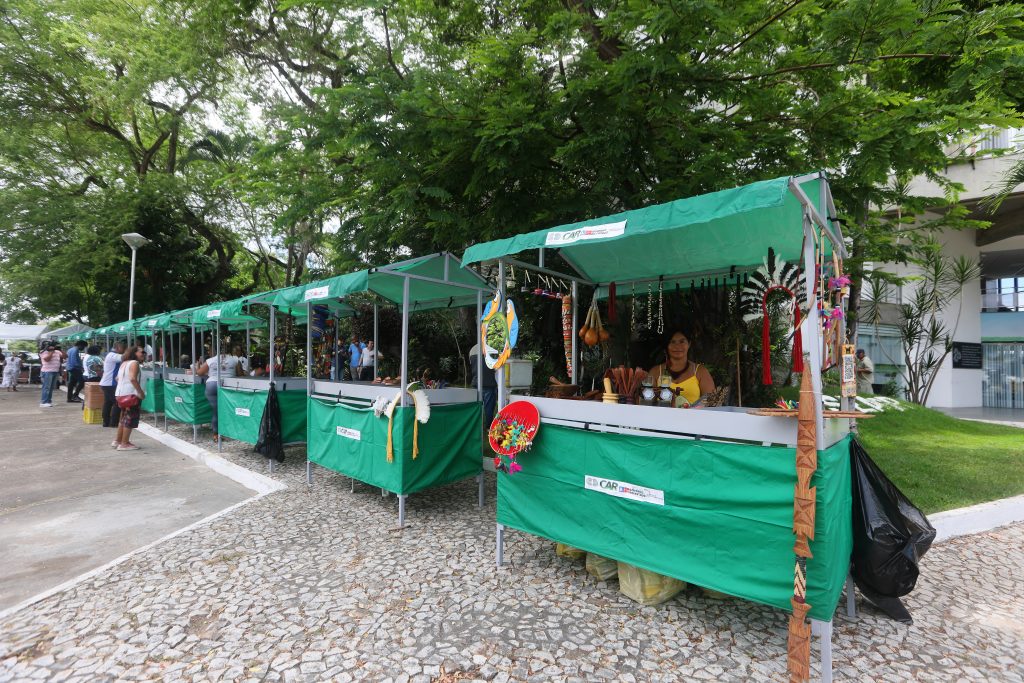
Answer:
[981,278,1024,312]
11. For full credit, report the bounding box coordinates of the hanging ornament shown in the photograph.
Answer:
[739,248,807,385]
[630,283,638,331]
[608,282,618,324]
[657,276,665,335]
[480,291,519,370]
[841,344,857,398]
[646,283,653,330]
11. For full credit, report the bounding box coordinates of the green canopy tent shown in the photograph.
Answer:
[272,252,493,527]
[200,291,351,457]
[462,171,855,679]
[160,306,216,441]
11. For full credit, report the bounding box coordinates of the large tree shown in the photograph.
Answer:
[0,0,243,323]
[233,0,1023,277]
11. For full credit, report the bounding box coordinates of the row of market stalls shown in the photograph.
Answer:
[56,172,886,682]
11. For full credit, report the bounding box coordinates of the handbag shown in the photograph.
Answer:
[116,394,140,409]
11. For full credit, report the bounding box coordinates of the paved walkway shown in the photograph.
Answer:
[0,387,253,611]
[935,406,1024,428]
[1,414,1022,681]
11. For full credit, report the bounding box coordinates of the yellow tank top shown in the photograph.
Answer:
[653,364,703,405]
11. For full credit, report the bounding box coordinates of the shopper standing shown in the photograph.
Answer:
[65,340,86,403]
[348,336,361,381]
[100,341,125,428]
[358,341,380,381]
[197,347,242,443]
[83,344,103,383]
[39,343,63,407]
[114,345,146,450]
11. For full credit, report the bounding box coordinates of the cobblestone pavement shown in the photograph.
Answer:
[1,421,1022,682]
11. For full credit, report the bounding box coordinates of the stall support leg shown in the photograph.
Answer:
[398,495,407,528]
[350,477,355,493]
[845,574,857,619]
[381,488,387,498]
[496,523,505,567]
[810,619,833,683]
[477,472,485,508]
[305,460,312,486]
[192,424,197,443]
[269,459,276,474]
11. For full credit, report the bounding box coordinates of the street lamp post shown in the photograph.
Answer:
[121,233,150,322]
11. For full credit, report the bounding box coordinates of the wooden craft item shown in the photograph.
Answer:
[787,366,817,683]
[747,409,873,419]
[841,343,856,398]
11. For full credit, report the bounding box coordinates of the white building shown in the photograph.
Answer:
[863,129,1024,409]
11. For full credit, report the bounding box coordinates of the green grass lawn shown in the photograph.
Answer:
[856,402,1024,514]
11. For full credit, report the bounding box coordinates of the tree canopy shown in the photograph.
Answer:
[2,0,1023,326]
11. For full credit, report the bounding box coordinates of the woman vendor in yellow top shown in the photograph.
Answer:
[648,330,716,407]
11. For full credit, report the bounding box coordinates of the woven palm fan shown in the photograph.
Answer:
[740,248,808,385]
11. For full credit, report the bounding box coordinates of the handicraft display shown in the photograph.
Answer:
[489,400,540,474]
[740,248,807,385]
[480,291,519,370]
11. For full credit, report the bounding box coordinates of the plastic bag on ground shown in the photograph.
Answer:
[617,562,686,605]
[554,543,586,561]
[585,553,618,581]
[254,382,285,463]
[850,437,935,599]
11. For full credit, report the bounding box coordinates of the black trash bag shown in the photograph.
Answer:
[850,437,935,601]
[255,382,285,463]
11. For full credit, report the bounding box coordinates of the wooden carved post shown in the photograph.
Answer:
[788,363,817,682]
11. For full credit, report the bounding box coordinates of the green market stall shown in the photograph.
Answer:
[273,252,493,526]
[462,172,854,682]
[162,306,213,441]
[206,291,325,451]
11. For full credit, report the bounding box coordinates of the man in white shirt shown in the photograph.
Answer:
[99,342,125,428]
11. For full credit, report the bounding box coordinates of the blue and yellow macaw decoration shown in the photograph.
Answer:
[480,290,519,370]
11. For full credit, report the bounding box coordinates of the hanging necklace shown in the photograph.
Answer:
[657,277,665,335]
[646,283,653,329]
[631,282,637,330]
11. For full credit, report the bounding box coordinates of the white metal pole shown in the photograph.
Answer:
[216,322,222,451]
[128,247,137,321]
[400,278,410,406]
[801,210,825,450]
[496,260,507,409]
[476,290,483,400]
[571,280,579,385]
[373,302,379,380]
[306,302,313,396]
[245,322,251,374]
[268,306,276,383]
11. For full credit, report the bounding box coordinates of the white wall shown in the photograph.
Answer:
[867,227,982,408]
[926,229,983,408]
[909,151,1024,201]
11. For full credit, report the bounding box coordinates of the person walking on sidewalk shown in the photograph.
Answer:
[100,341,125,428]
[39,343,64,407]
[65,340,86,403]
[2,352,22,392]
[114,345,146,450]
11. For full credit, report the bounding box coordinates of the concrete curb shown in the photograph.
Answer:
[135,423,286,496]
[929,494,1024,543]
[0,494,271,621]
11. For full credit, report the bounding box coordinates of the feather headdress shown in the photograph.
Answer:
[739,249,808,384]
